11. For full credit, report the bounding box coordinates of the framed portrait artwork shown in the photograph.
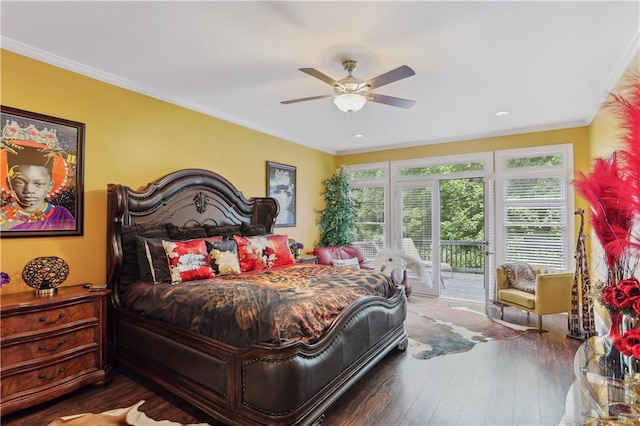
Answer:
[266,161,296,227]
[0,106,85,238]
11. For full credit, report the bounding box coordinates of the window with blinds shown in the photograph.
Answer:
[504,176,567,267]
[400,186,434,260]
[347,164,388,260]
[496,145,573,269]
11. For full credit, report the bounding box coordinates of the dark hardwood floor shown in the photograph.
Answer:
[1,300,583,426]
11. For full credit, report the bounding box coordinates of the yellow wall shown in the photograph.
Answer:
[338,126,590,168]
[589,52,639,157]
[0,50,336,294]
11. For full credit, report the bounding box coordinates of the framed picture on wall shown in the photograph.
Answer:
[0,106,85,237]
[266,161,296,227]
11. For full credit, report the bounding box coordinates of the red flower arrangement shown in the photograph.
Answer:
[603,277,640,315]
[617,329,640,358]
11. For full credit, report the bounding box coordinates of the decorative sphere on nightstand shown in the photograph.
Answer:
[22,256,69,294]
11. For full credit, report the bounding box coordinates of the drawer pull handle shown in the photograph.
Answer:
[39,367,65,381]
[38,340,65,352]
[39,312,65,324]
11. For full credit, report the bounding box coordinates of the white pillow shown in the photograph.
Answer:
[331,257,360,269]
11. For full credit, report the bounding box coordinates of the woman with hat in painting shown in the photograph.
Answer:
[1,121,75,231]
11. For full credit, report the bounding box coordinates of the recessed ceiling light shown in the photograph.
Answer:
[353,133,365,138]
[494,110,510,117]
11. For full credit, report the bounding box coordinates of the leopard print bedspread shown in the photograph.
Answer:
[120,264,398,348]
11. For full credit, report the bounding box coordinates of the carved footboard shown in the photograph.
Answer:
[237,290,407,424]
[113,288,406,425]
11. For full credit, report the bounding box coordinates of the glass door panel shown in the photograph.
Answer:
[438,177,486,303]
[398,182,439,296]
[352,186,385,261]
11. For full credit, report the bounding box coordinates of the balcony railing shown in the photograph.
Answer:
[440,240,484,273]
[355,239,485,273]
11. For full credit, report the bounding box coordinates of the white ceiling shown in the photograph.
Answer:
[1,1,639,155]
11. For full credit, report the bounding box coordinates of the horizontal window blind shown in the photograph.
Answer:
[401,187,433,260]
[348,165,387,260]
[499,153,570,269]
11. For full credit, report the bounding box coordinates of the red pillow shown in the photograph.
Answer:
[266,234,295,267]
[233,235,270,272]
[162,239,214,283]
[233,234,295,272]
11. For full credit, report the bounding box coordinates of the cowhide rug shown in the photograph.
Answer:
[404,296,535,360]
[48,400,210,426]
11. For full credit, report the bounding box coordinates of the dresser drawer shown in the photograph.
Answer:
[1,351,98,400]
[1,300,98,337]
[1,325,98,368]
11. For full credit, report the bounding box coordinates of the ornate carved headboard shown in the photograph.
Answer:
[106,168,278,296]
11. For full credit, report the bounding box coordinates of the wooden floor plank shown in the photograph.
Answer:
[484,340,518,425]
[456,343,496,425]
[513,357,542,425]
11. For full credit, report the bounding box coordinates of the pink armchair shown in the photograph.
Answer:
[313,245,374,270]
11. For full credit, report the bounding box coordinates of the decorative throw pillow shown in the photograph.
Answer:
[331,258,361,269]
[121,225,169,285]
[266,234,295,267]
[203,236,224,244]
[136,237,172,283]
[206,240,241,275]
[204,224,242,239]
[240,222,268,237]
[501,262,537,294]
[233,235,272,272]
[162,239,214,283]
[137,236,222,283]
[165,223,207,240]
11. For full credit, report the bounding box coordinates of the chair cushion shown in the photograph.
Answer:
[498,288,536,309]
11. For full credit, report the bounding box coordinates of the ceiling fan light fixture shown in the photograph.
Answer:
[334,93,367,113]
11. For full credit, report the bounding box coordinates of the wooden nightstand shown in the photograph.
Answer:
[0,285,111,415]
[295,255,318,264]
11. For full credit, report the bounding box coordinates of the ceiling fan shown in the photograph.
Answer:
[281,59,416,113]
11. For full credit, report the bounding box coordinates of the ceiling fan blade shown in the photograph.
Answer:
[281,94,333,105]
[367,93,416,109]
[299,68,339,87]
[363,65,415,90]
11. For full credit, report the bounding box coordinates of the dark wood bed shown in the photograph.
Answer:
[106,168,407,425]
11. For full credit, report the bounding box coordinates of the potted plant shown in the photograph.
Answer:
[316,165,356,246]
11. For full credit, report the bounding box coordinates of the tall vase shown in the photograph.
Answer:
[604,310,625,380]
[606,310,623,342]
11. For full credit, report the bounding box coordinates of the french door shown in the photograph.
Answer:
[395,180,439,296]
[391,154,493,303]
